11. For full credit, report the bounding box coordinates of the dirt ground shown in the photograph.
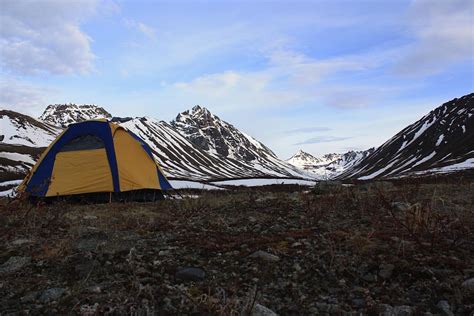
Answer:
[0,179,473,315]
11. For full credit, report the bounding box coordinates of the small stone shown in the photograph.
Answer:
[39,288,65,303]
[136,267,150,276]
[352,298,366,307]
[83,215,98,220]
[249,216,257,223]
[0,256,31,274]
[293,263,302,272]
[10,239,32,246]
[436,300,453,316]
[175,267,205,282]
[249,251,280,262]
[86,285,101,294]
[377,304,394,316]
[393,305,413,316]
[158,250,170,256]
[379,263,395,279]
[391,202,411,212]
[20,291,38,303]
[251,303,278,316]
[461,278,474,291]
[362,273,377,282]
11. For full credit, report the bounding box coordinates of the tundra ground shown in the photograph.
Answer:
[0,180,473,315]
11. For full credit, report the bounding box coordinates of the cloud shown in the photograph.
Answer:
[285,127,331,134]
[0,77,56,113]
[0,0,97,75]
[394,0,474,76]
[124,19,157,40]
[295,136,353,145]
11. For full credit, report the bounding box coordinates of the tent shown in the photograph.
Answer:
[18,120,172,200]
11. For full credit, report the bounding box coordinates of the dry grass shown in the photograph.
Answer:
[0,180,473,314]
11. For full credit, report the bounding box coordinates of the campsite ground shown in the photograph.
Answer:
[0,178,473,315]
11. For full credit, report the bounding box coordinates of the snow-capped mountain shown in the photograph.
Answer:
[170,105,312,179]
[286,148,374,178]
[39,104,112,127]
[340,93,474,179]
[171,105,277,161]
[1,109,60,147]
[286,150,328,169]
[325,149,375,175]
[0,110,60,185]
[1,105,314,184]
[119,116,264,180]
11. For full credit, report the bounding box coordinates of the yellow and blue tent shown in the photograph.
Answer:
[18,120,172,198]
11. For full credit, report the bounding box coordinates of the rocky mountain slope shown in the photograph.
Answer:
[1,106,314,187]
[340,93,474,179]
[39,104,111,128]
[1,110,60,147]
[170,106,313,179]
[0,110,57,187]
[119,116,290,181]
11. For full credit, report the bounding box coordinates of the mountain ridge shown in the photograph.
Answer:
[340,93,474,179]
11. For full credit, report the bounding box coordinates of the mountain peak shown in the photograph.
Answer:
[39,103,112,127]
[171,106,279,162]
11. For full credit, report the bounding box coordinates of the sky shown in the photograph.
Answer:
[1,0,473,158]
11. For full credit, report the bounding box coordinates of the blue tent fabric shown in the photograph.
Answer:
[24,120,172,197]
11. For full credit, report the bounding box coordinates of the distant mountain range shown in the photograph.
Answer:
[1,104,314,184]
[286,148,375,179]
[1,93,473,191]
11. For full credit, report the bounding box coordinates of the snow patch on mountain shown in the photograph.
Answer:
[1,110,60,147]
[39,103,112,127]
[340,93,474,179]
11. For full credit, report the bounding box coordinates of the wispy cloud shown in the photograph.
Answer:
[394,0,474,76]
[295,136,353,145]
[0,0,97,75]
[124,19,157,40]
[0,77,56,113]
[285,127,331,134]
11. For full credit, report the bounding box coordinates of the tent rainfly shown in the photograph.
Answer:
[18,120,172,199]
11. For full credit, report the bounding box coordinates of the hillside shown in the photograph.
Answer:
[340,93,474,179]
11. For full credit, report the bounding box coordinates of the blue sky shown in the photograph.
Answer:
[1,0,473,157]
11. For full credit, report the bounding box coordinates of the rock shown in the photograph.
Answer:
[315,302,341,313]
[20,291,38,303]
[158,250,170,256]
[83,215,98,220]
[436,300,454,316]
[86,285,101,294]
[39,288,65,303]
[9,238,32,247]
[361,273,377,282]
[249,251,280,262]
[461,278,474,291]
[352,298,366,307]
[75,231,108,252]
[251,303,278,316]
[379,263,395,279]
[0,256,31,274]
[175,267,206,282]
[393,305,414,316]
[377,304,394,315]
[391,202,411,212]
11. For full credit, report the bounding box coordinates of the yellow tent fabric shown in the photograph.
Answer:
[46,149,114,196]
[113,128,161,191]
[19,120,172,198]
